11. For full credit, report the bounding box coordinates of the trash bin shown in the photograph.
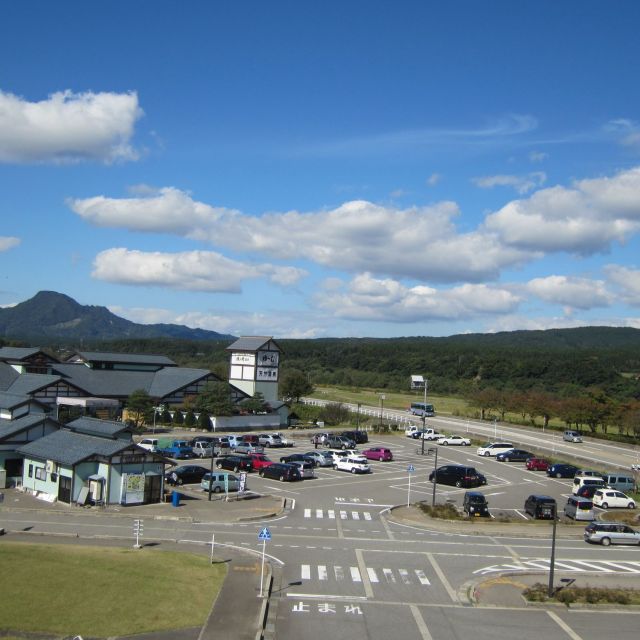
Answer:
[171,490,181,507]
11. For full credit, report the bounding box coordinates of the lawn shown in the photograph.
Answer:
[0,542,226,637]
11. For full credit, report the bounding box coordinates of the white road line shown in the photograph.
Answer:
[364,512,372,520]
[304,508,311,518]
[316,509,323,518]
[399,569,411,584]
[318,565,328,580]
[350,566,362,582]
[601,560,640,573]
[571,560,615,572]
[356,549,374,598]
[340,510,348,519]
[352,511,360,520]
[301,564,311,580]
[415,569,430,585]
[410,604,433,640]
[328,510,335,519]
[383,568,396,583]
[546,610,583,640]
[426,552,456,601]
[367,567,379,583]
[334,566,344,581]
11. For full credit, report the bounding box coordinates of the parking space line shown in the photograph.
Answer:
[410,604,433,640]
[546,611,583,640]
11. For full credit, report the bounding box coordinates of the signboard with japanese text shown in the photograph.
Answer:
[257,367,279,381]
[231,353,256,366]
[257,351,279,367]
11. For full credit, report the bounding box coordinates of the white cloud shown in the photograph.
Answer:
[472,172,546,194]
[484,166,640,254]
[604,265,640,305]
[526,275,613,310]
[92,248,307,292]
[604,118,640,148]
[71,190,535,283]
[315,273,521,322]
[0,90,143,163]
[426,172,442,186]
[529,151,548,163]
[0,236,20,251]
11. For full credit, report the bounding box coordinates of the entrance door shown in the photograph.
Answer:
[58,476,72,503]
[144,475,161,503]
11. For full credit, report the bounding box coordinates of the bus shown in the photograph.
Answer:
[409,402,435,417]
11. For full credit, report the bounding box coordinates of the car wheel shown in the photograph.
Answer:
[333,465,338,470]
[265,443,270,447]
[463,442,469,446]
[351,468,357,474]
[442,441,448,446]
[213,486,222,494]
[601,537,611,546]
[556,472,562,478]
[455,480,462,487]
[259,470,264,477]
[216,463,223,469]
[484,451,490,457]
[279,475,285,482]
[504,457,510,462]
[602,502,609,509]
[629,502,636,509]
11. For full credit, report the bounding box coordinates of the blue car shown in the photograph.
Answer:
[547,463,579,478]
[495,449,533,462]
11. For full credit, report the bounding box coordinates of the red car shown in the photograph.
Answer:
[526,457,549,471]
[362,447,393,461]
[244,452,274,470]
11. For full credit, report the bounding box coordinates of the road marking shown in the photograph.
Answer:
[328,510,335,519]
[382,568,395,583]
[410,604,433,640]
[367,567,379,583]
[356,548,375,597]
[334,565,344,581]
[426,552,457,601]
[304,509,311,518]
[601,560,640,573]
[340,510,348,519]
[399,569,410,584]
[350,566,362,582]
[352,511,360,520]
[316,509,323,519]
[301,564,311,580]
[364,512,372,520]
[415,570,430,585]
[318,565,328,580]
[547,610,583,640]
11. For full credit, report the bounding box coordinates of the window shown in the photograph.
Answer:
[35,467,46,481]
[28,464,33,478]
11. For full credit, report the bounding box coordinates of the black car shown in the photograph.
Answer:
[546,463,579,478]
[280,453,316,465]
[463,491,490,517]
[428,465,487,488]
[410,430,428,439]
[216,455,253,472]
[575,484,600,499]
[524,494,556,519]
[165,465,208,485]
[259,462,302,481]
[495,448,533,462]
[341,430,369,444]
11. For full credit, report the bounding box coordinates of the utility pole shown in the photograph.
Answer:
[379,394,385,431]
[548,503,558,597]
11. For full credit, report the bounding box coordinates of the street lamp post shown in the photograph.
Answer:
[548,503,558,597]
[379,394,385,431]
[428,447,438,507]
[152,403,165,435]
[356,403,361,434]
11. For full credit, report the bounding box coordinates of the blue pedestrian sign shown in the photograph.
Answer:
[407,464,415,473]
[258,527,272,541]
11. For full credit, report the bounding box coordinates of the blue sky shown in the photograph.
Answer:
[2,1,640,339]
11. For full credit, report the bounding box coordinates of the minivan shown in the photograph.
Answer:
[572,476,606,495]
[563,430,583,443]
[524,494,557,519]
[603,474,636,493]
[564,496,594,521]
[200,472,240,494]
[463,491,490,517]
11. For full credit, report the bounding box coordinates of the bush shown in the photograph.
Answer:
[416,502,463,520]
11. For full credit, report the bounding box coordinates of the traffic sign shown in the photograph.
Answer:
[258,527,271,541]
[407,464,415,473]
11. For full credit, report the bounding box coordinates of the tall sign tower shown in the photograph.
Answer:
[226,336,281,404]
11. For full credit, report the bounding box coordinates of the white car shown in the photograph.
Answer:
[137,438,158,452]
[334,456,371,474]
[437,435,471,446]
[593,489,636,510]
[419,430,444,441]
[476,442,514,457]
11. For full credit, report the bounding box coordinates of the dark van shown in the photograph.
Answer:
[463,491,490,517]
[524,495,556,520]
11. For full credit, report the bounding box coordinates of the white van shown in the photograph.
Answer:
[572,476,606,495]
[137,438,158,452]
[563,430,583,443]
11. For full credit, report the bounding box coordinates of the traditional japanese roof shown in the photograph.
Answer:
[226,336,280,352]
[0,362,22,390]
[72,351,176,367]
[65,416,132,439]
[4,373,68,395]
[0,347,54,362]
[0,392,35,410]
[17,429,134,466]
[0,414,57,441]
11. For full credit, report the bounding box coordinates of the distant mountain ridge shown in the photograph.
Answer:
[0,291,235,342]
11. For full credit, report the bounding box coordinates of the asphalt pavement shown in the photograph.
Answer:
[2,488,640,640]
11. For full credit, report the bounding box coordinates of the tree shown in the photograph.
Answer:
[240,392,268,414]
[126,389,154,429]
[195,381,235,416]
[280,369,314,402]
[198,410,211,431]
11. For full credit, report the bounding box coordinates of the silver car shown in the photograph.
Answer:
[584,522,640,546]
[303,451,334,467]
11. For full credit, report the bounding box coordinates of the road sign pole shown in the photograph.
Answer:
[259,538,266,597]
[407,471,411,507]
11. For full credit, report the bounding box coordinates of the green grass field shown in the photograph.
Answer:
[0,542,226,636]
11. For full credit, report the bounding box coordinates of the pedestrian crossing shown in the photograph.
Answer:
[303,508,373,521]
[300,564,431,586]
[475,558,640,576]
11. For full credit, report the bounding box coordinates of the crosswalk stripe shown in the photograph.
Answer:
[334,566,344,581]
[352,511,360,520]
[572,560,615,572]
[383,568,395,583]
[399,569,411,584]
[315,509,323,518]
[350,566,362,582]
[415,570,430,585]
[318,565,328,580]
[601,561,640,573]
[367,568,379,583]
[304,508,311,518]
[364,512,372,520]
[328,510,335,519]
[301,565,311,580]
[340,510,348,519]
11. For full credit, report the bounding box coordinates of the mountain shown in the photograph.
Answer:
[0,291,235,342]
